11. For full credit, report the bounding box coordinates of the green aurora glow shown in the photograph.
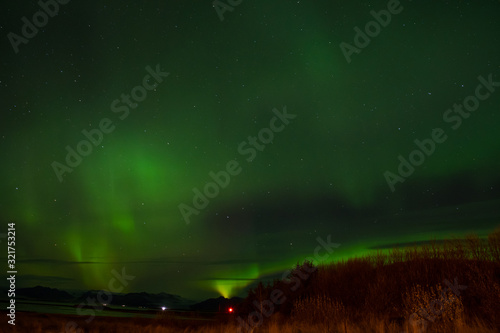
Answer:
[1,1,500,300]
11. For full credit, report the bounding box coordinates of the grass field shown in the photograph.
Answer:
[0,310,497,333]
[2,228,499,333]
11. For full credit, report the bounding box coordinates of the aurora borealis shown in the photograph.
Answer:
[1,1,500,301]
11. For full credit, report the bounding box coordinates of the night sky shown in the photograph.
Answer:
[1,1,500,301]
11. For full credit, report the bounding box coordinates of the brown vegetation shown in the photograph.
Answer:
[2,228,499,332]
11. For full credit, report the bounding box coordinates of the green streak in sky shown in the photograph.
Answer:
[202,264,260,298]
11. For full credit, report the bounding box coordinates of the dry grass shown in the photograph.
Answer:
[2,228,499,333]
[1,311,497,333]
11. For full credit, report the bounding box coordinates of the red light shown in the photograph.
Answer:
[228,307,233,313]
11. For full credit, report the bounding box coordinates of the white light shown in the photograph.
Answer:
[161,306,166,311]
